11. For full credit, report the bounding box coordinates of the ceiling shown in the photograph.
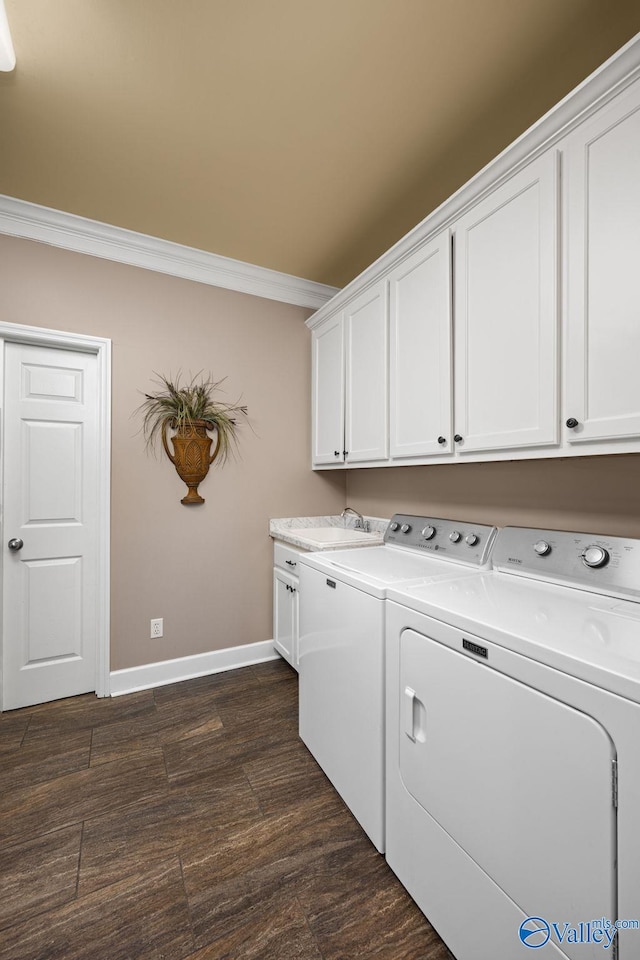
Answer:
[1,1,639,288]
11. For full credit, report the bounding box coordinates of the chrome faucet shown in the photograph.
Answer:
[341,506,370,532]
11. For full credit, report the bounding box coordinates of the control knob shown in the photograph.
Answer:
[389,521,399,532]
[449,531,461,543]
[465,533,479,546]
[533,540,551,557]
[421,526,436,540]
[400,523,412,534]
[581,545,610,569]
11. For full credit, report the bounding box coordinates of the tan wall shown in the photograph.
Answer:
[347,456,640,538]
[0,234,346,671]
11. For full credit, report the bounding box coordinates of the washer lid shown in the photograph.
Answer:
[388,572,640,702]
[300,544,483,590]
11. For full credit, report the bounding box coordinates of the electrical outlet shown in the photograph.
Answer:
[150,618,163,639]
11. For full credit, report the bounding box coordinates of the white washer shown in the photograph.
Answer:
[385,526,640,960]
[298,514,497,853]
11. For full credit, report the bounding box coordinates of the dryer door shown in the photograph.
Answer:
[399,629,616,958]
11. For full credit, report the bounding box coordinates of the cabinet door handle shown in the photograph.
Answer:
[334,450,340,457]
[343,450,348,457]
[437,436,446,445]
[454,434,463,443]
[566,418,579,429]
[285,560,296,567]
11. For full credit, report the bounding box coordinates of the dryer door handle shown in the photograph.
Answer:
[403,686,417,742]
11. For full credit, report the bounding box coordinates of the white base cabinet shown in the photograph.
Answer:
[273,541,305,670]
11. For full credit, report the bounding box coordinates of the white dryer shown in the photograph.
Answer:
[298,514,497,853]
[385,526,640,960]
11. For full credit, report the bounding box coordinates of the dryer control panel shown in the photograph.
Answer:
[493,527,640,603]
[384,515,497,567]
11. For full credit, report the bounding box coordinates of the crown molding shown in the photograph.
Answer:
[0,195,339,310]
[306,30,640,329]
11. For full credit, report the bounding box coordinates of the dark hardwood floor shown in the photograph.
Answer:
[0,658,454,959]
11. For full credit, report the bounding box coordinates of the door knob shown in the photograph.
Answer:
[437,436,447,445]
[454,434,463,443]
[566,418,579,429]
[8,538,24,551]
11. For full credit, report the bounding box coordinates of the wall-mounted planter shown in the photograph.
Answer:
[136,373,248,505]
[162,418,221,505]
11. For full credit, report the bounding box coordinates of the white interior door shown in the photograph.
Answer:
[3,342,100,710]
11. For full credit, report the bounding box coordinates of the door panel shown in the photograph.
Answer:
[22,362,84,402]
[399,629,616,960]
[453,152,559,451]
[389,231,452,458]
[26,558,83,661]
[564,78,640,442]
[24,421,83,521]
[3,343,99,710]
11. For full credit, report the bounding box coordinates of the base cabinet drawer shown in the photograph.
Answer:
[273,541,305,575]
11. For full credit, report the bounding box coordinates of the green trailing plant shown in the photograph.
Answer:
[136,372,249,463]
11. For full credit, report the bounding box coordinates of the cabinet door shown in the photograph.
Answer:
[312,314,344,466]
[345,284,388,463]
[389,231,452,459]
[564,79,640,443]
[453,152,559,452]
[273,568,298,669]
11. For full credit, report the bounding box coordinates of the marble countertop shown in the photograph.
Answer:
[269,514,388,551]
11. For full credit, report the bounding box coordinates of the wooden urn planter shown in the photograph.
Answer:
[162,418,221,505]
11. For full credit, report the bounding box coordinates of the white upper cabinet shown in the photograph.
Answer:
[453,151,559,453]
[564,78,640,444]
[345,283,389,463]
[312,313,344,465]
[307,38,640,468]
[388,231,452,459]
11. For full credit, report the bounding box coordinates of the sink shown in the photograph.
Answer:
[288,527,378,544]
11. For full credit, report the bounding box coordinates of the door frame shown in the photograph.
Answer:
[0,322,111,708]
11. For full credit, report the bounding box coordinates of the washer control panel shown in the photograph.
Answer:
[384,515,497,566]
[492,527,640,602]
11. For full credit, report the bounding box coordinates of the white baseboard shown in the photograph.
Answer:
[109,639,280,697]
